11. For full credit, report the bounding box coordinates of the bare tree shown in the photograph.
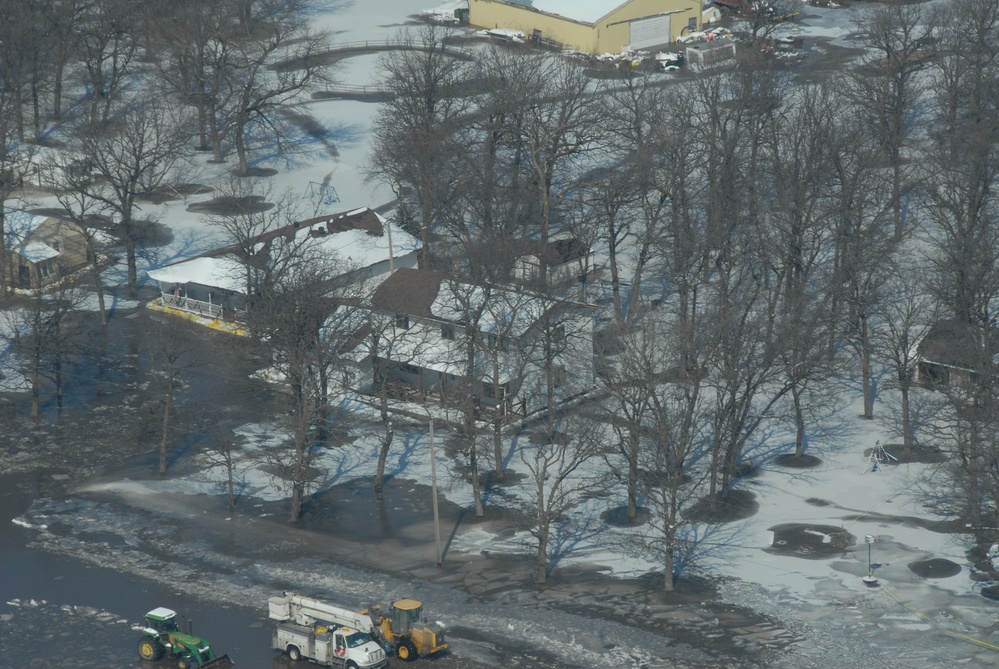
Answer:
[759,84,841,452]
[370,24,470,267]
[704,241,789,505]
[38,154,116,331]
[520,413,607,585]
[148,319,190,476]
[42,0,84,122]
[75,0,138,125]
[850,0,930,240]
[213,2,334,175]
[920,0,999,326]
[367,300,436,493]
[0,99,35,298]
[641,357,710,593]
[247,236,362,523]
[75,97,194,298]
[515,53,599,278]
[872,264,936,458]
[0,286,88,420]
[435,278,494,518]
[204,179,304,307]
[153,0,239,152]
[204,424,249,515]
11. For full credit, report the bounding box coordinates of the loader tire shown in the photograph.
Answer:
[396,640,417,661]
[287,645,302,661]
[138,637,165,661]
[177,656,194,669]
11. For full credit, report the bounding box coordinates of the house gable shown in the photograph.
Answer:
[917,319,999,388]
[367,268,595,417]
[2,209,92,290]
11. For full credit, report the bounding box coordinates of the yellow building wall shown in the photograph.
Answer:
[469,0,701,53]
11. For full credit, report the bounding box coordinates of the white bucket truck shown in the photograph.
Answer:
[269,594,388,669]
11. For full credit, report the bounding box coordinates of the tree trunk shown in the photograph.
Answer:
[493,418,504,482]
[88,238,108,331]
[860,315,873,419]
[55,357,63,415]
[627,429,640,522]
[0,209,8,296]
[375,417,393,493]
[792,384,805,458]
[290,395,309,523]
[900,385,912,459]
[663,498,676,593]
[469,444,484,518]
[492,370,504,481]
[535,520,549,585]
[53,61,65,120]
[159,365,174,476]
[31,347,41,421]
[607,227,623,324]
[235,122,249,176]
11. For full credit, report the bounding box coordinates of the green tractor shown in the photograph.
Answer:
[136,607,234,669]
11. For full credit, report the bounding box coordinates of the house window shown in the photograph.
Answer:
[553,324,566,344]
[484,383,507,401]
[51,241,60,252]
[441,324,455,340]
[487,333,508,351]
[395,314,410,330]
[552,365,566,388]
[688,17,697,31]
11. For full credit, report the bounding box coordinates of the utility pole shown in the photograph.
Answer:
[430,417,442,565]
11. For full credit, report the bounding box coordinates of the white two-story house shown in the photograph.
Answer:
[367,267,595,419]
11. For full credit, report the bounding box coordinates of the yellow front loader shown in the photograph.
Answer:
[365,599,447,661]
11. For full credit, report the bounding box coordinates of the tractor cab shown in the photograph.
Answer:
[145,607,180,634]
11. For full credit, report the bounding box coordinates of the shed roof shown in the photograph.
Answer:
[146,207,418,294]
[504,0,625,24]
[917,320,999,371]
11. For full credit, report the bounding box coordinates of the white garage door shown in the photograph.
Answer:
[629,15,671,50]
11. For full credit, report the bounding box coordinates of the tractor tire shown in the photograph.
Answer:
[177,656,194,669]
[396,640,417,661]
[346,662,359,669]
[287,645,302,661]
[138,637,165,661]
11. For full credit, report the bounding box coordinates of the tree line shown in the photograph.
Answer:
[368,0,999,588]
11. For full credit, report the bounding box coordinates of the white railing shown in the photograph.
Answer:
[161,292,225,320]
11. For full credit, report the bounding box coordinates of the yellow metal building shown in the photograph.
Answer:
[469,0,702,54]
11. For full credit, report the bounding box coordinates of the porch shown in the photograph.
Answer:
[159,290,245,323]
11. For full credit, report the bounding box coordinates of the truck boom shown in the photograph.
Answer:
[268,593,376,634]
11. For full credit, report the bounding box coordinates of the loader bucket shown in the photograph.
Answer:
[199,655,234,669]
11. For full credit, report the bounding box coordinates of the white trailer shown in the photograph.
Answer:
[269,595,387,669]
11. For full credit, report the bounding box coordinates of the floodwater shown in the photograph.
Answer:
[0,472,277,669]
